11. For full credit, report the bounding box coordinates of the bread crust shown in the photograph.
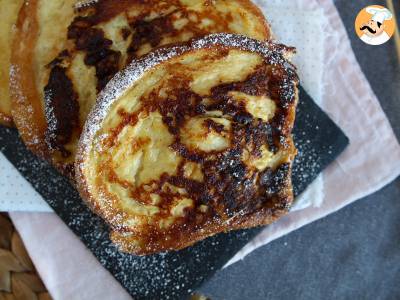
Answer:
[76,34,298,255]
[10,0,272,178]
[10,0,47,155]
[0,0,24,126]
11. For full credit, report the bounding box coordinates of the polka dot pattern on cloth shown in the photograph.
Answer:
[0,152,52,212]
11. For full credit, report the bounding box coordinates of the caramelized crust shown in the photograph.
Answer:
[76,34,299,255]
[11,0,78,160]
[0,0,24,126]
[10,0,271,177]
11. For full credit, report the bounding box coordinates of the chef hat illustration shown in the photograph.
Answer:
[366,6,393,24]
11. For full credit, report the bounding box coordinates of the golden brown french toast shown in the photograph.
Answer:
[76,34,299,255]
[0,0,24,126]
[10,0,271,177]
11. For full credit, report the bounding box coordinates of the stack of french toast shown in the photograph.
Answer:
[1,0,299,255]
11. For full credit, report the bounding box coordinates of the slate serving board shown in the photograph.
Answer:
[0,86,349,299]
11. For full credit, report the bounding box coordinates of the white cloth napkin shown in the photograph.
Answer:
[5,0,400,298]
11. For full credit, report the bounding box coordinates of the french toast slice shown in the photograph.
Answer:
[76,34,299,255]
[10,0,271,177]
[0,0,24,126]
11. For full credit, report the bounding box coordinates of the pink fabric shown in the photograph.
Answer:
[10,212,131,300]
[10,0,400,298]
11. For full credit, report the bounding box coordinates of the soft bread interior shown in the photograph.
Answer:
[79,46,297,254]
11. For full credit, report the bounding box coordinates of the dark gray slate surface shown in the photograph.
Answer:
[198,1,400,299]
[0,86,348,300]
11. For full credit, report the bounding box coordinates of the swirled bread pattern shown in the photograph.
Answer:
[76,35,299,255]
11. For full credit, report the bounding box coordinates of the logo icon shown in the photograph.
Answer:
[355,5,395,46]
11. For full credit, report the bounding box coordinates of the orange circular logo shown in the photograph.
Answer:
[355,5,395,46]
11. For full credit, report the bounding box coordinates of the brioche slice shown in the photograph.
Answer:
[10,0,271,177]
[76,34,299,255]
[0,0,24,126]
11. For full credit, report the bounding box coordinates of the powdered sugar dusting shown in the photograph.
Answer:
[43,91,58,150]
[9,65,25,110]
[74,0,99,10]
[9,64,42,148]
